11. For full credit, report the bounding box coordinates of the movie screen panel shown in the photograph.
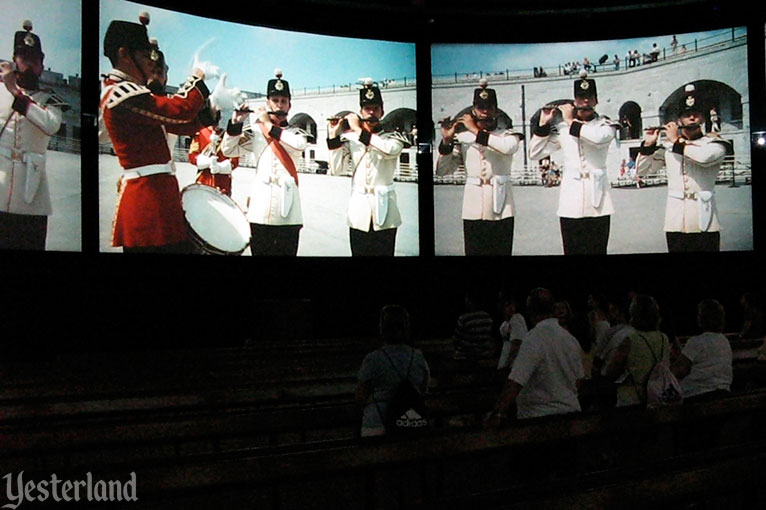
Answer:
[432,27,751,256]
[0,0,82,252]
[99,0,418,256]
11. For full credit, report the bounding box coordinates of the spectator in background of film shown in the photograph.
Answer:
[671,35,679,55]
[649,43,660,63]
[613,54,620,70]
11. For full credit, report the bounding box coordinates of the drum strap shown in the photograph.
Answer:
[259,122,299,186]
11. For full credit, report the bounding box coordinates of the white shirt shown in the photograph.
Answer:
[680,332,733,398]
[509,318,584,419]
[595,323,636,379]
[497,313,528,370]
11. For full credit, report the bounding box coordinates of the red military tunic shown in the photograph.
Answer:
[100,69,208,248]
[189,126,239,196]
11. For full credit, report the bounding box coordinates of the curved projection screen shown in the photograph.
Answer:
[432,27,752,256]
[98,0,418,256]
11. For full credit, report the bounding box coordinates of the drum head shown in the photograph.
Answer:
[181,184,250,255]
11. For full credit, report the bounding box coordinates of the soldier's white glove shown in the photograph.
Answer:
[210,74,245,111]
[196,153,213,170]
[211,158,233,175]
[192,52,220,80]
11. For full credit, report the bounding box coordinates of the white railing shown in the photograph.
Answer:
[49,136,81,154]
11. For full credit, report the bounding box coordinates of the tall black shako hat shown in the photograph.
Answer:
[573,70,597,100]
[103,11,155,63]
[678,84,704,115]
[14,20,44,59]
[359,79,383,107]
[473,78,497,108]
[268,69,291,98]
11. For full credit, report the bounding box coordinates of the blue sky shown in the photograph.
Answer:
[432,27,746,78]
[99,0,417,94]
[0,0,82,77]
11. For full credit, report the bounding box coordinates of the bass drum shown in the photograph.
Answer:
[181,183,250,255]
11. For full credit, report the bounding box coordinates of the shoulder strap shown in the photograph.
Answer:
[379,347,414,383]
[258,121,299,185]
[372,347,415,427]
[637,333,659,363]
[627,333,660,406]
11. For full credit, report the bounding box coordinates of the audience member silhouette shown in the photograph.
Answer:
[356,305,430,437]
[606,294,671,407]
[672,299,733,403]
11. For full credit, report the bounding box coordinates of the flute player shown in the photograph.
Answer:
[221,69,308,256]
[636,84,729,252]
[326,79,408,256]
[435,78,523,256]
[529,70,620,255]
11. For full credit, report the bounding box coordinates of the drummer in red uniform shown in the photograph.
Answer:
[100,18,216,254]
[189,117,239,197]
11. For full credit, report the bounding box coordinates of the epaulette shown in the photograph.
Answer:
[599,115,622,128]
[103,81,150,109]
[502,129,526,141]
[289,126,312,139]
[381,130,410,145]
[174,75,206,100]
[706,133,731,147]
[44,90,71,112]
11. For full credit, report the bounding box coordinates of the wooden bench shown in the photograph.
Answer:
[34,389,766,510]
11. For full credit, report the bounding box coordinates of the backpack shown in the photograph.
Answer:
[633,333,683,408]
[375,348,430,437]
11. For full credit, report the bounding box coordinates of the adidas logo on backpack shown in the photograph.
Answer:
[374,348,431,437]
[395,409,428,428]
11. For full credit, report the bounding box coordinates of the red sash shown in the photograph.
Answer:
[259,122,299,186]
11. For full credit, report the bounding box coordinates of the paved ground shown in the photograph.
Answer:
[98,155,420,256]
[435,183,754,256]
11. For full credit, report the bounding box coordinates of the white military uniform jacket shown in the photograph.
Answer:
[636,135,728,233]
[0,84,63,216]
[328,128,405,232]
[436,127,521,220]
[222,118,307,226]
[529,115,618,218]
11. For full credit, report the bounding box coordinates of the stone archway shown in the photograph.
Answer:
[618,101,642,140]
[381,107,417,146]
[288,113,317,143]
[529,99,571,133]
[658,80,743,131]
